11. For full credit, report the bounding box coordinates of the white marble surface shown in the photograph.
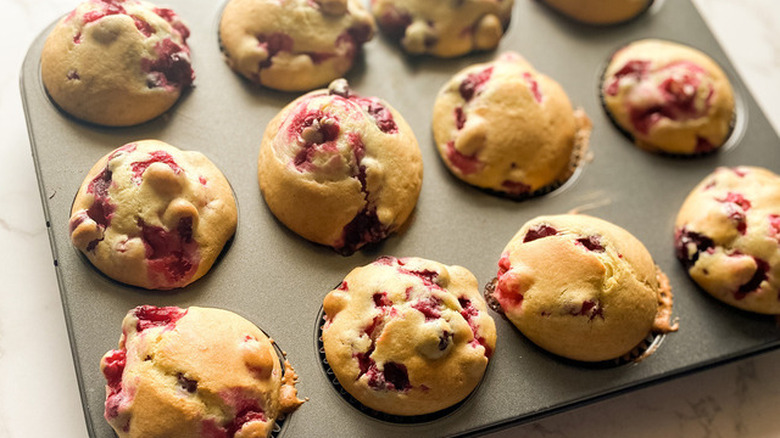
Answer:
[1,0,779,437]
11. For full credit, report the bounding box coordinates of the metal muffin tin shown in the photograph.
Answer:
[21,1,780,436]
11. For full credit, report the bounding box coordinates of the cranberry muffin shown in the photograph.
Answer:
[41,0,193,126]
[322,256,496,415]
[675,166,780,314]
[258,79,423,255]
[601,39,735,155]
[101,306,304,438]
[69,140,237,290]
[372,0,514,57]
[487,214,677,362]
[540,0,653,25]
[433,52,591,198]
[219,0,374,91]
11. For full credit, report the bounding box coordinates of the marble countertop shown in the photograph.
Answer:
[2,0,779,437]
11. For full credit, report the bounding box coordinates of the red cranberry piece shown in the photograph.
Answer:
[382,362,411,391]
[378,5,412,40]
[458,298,492,358]
[497,253,511,276]
[153,8,190,40]
[454,106,466,130]
[142,39,194,89]
[605,59,650,96]
[411,296,442,321]
[337,208,387,255]
[356,351,375,377]
[228,409,266,436]
[459,67,493,102]
[102,349,126,420]
[132,16,155,37]
[337,281,349,291]
[718,192,751,211]
[133,305,186,332]
[399,268,439,286]
[718,193,750,235]
[217,390,267,436]
[86,166,116,234]
[373,292,392,307]
[354,97,398,134]
[140,217,199,285]
[102,349,126,389]
[445,141,482,175]
[730,167,748,177]
[576,235,605,252]
[571,300,604,320]
[177,373,198,393]
[67,69,80,80]
[523,224,558,243]
[130,150,183,182]
[734,257,769,299]
[257,32,294,69]
[82,1,126,25]
[628,62,711,134]
[523,72,542,103]
[674,228,714,269]
[494,269,523,313]
[769,215,780,240]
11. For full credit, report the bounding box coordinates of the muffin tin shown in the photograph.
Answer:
[21,1,780,436]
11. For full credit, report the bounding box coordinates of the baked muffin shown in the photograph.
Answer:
[101,306,304,438]
[372,0,514,57]
[219,0,375,92]
[69,140,237,290]
[322,256,496,416]
[41,0,194,127]
[675,166,780,314]
[487,214,677,362]
[539,0,653,25]
[432,52,591,198]
[258,79,423,255]
[601,39,735,155]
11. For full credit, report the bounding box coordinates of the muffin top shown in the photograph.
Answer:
[101,306,304,438]
[258,79,423,255]
[219,0,374,91]
[69,140,237,290]
[601,39,735,155]
[433,52,590,198]
[372,0,514,57]
[41,0,194,126]
[322,256,496,416]
[490,214,676,362]
[676,166,780,314]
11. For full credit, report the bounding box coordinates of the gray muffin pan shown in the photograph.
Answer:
[21,0,780,436]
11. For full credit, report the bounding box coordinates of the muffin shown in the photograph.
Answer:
[539,0,653,25]
[487,214,677,362]
[258,79,423,255]
[432,52,591,198]
[675,166,780,314]
[41,0,193,126]
[219,0,375,92]
[101,306,304,438]
[69,140,237,290]
[372,0,514,57]
[601,39,735,155]
[322,256,496,416]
